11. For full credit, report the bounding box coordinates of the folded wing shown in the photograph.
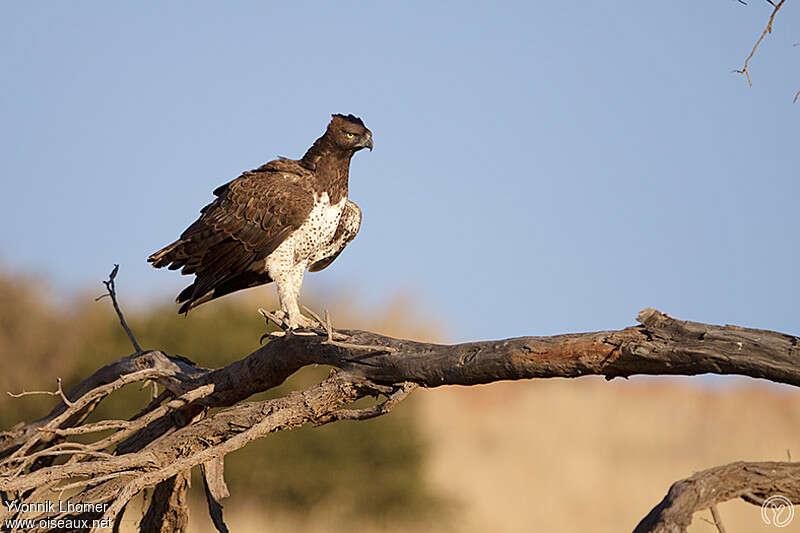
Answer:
[148,161,315,312]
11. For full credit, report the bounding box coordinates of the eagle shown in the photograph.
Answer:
[148,114,373,329]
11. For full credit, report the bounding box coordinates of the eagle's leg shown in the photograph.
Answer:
[288,264,320,329]
[273,264,318,330]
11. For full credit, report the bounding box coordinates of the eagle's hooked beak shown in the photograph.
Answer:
[363,132,374,151]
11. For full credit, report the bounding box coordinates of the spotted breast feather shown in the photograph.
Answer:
[309,200,362,273]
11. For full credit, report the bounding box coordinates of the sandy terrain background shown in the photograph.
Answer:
[175,378,799,533]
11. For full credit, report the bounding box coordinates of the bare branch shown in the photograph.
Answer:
[138,472,190,533]
[0,350,205,461]
[38,420,131,436]
[93,374,373,526]
[733,0,787,87]
[53,471,137,493]
[1,368,174,470]
[709,505,728,533]
[316,382,418,424]
[634,461,800,532]
[1,308,798,531]
[96,264,142,353]
[201,457,230,533]
[8,378,72,407]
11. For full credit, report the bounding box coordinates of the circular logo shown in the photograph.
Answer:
[761,495,795,528]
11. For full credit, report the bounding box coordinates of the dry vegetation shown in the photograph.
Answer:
[0,268,445,530]
[1,267,798,532]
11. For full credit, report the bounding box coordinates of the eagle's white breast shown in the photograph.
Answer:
[294,191,346,264]
[264,191,346,275]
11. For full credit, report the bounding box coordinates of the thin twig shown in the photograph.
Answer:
[8,378,73,407]
[53,471,137,493]
[710,504,728,533]
[733,0,787,87]
[4,368,173,465]
[794,44,800,102]
[36,385,211,461]
[0,448,114,476]
[315,382,418,424]
[92,375,368,528]
[37,420,130,436]
[140,379,159,400]
[96,264,142,353]
[0,383,212,491]
[76,385,212,454]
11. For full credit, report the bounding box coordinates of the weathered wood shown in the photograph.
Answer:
[201,457,230,533]
[186,307,800,410]
[0,309,797,532]
[0,350,206,460]
[139,472,191,533]
[635,461,800,533]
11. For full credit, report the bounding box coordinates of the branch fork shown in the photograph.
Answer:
[3,267,799,532]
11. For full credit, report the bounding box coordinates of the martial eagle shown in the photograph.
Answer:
[148,114,373,329]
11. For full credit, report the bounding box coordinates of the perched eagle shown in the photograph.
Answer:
[148,114,373,329]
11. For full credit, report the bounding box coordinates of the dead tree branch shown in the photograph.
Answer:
[96,265,142,354]
[635,461,800,532]
[709,505,727,533]
[734,0,787,87]
[8,378,73,407]
[733,0,800,100]
[1,308,798,532]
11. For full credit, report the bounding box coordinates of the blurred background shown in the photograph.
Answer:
[1,1,799,531]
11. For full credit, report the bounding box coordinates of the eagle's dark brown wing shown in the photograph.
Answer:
[148,160,314,311]
[309,200,362,272]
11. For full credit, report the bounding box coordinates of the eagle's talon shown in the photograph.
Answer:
[259,308,291,331]
[260,307,323,337]
[291,313,319,330]
[263,330,286,341]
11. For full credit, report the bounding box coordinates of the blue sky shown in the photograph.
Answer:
[1,1,798,343]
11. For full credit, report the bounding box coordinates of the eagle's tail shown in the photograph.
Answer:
[176,282,201,314]
[148,240,183,268]
[175,271,274,315]
[148,239,201,273]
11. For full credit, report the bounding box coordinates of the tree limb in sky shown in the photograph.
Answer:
[1,307,798,532]
[734,0,799,101]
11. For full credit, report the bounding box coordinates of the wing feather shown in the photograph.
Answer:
[148,160,315,309]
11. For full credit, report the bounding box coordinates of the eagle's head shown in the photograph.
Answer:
[327,114,373,152]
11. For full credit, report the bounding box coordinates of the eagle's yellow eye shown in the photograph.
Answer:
[345,132,355,139]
